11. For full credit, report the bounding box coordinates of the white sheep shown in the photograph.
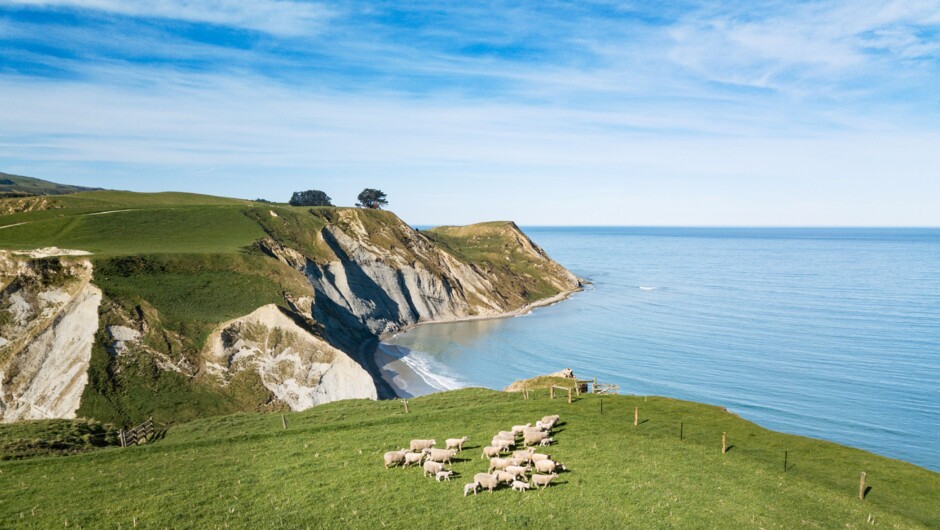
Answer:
[491,438,515,450]
[402,451,427,467]
[488,457,519,473]
[534,421,548,431]
[493,470,516,484]
[530,473,558,489]
[531,453,552,463]
[423,460,445,478]
[511,423,531,434]
[511,480,531,492]
[383,449,407,468]
[523,431,549,446]
[512,449,535,463]
[410,439,436,452]
[445,436,469,451]
[481,446,502,459]
[427,448,458,464]
[505,465,530,480]
[473,473,499,493]
[436,470,454,482]
[497,431,516,440]
[539,437,555,447]
[464,482,479,496]
[534,459,565,473]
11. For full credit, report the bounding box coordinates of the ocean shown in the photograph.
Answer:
[379,227,940,472]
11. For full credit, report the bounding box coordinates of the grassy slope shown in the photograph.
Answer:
[0,172,98,197]
[2,389,937,528]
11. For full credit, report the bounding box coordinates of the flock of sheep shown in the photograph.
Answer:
[383,414,567,496]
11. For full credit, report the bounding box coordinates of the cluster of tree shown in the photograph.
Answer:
[284,188,389,209]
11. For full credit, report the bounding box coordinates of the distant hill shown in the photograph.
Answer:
[0,171,101,198]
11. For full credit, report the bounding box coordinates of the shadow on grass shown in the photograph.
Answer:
[863,486,872,499]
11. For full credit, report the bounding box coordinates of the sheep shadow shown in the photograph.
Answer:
[862,486,872,499]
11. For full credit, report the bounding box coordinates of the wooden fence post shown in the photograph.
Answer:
[859,472,867,500]
[119,430,126,448]
[550,387,555,400]
[600,399,604,415]
[722,432,728,454]
[281,415,287,430]
[402,400,410,413]
[680,422,683,441]
[568,388,573,404]
[634,407,639,427]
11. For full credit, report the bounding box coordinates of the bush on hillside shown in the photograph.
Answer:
[289,190,333,207]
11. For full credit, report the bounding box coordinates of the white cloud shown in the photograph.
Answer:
[4,0,334,35]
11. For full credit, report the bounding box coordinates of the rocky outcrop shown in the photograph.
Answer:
[300,210,581,343]
[204,304,376,409]
[0,254,101,422]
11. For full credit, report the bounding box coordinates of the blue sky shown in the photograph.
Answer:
[1,1,939,225]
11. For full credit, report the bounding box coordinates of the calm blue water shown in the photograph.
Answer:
[385,227,940,472]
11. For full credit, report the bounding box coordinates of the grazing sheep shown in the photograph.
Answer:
[481,446,503,459]
[542,414,560,424]
[402,451,427,467]
[494,471,516,484]
[464,482,479,496]
[423,460,445,478]
[488,457,519,473]
[530,473,558,489]
[523,426,546,436]
[474,473,499,493]
[531,453,552,463]
[539,437,555,447]
[534,459,565,473]
[383,449,407,468]
[523,431,549,446]
[445,436,469,451]
[410,439,437,452]
[511,480,531,492]
[505,465,530,480]
[497,431,516,440]
[512,449,535,463]
[491,438,515,450]
[534,421,549,431]
[436,470,454,482]
[427,448,458,464]
[511,423,531,434]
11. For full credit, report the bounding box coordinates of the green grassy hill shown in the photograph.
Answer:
[0,172,100,198]
[2,389,937,528]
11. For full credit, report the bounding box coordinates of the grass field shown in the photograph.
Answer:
[2,389,937,529]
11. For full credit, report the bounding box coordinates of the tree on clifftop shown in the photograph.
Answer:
[356,188,388,209]
[289,190,333,207]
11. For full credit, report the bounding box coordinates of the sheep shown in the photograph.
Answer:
[464,482,479,496]
[427,448,458,464]
[402,451,427,467]
[497,431,516,440]
[512,449,535,463]
[410,439,436,452]
[493,471,516,484]
[534,421,549,431]
[423,460,445,478]
[491,438,515,450]
[488,457,519,473]
[445,436,469,451]
[436,470,454,482]
[511,480,531,492]
[383,449,407,468]
[534,459,565,473]
[523,431,549,446]
[539,437,555,447]
[531,453,552,463]
[481,446,503,459]
[505,465,530,480]
[511,423,531,434]
[541,414,560,425]
[523,427,546,436]
[530,473,558,489]
[473,473,499,493]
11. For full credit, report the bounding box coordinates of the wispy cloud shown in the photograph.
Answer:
[4,0,335,35]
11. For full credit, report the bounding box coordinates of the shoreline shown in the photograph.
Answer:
[371,286,584,398]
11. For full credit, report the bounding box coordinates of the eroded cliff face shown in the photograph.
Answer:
[290,210,581,344]
[203,305,376,409]
[0,253,101,422]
